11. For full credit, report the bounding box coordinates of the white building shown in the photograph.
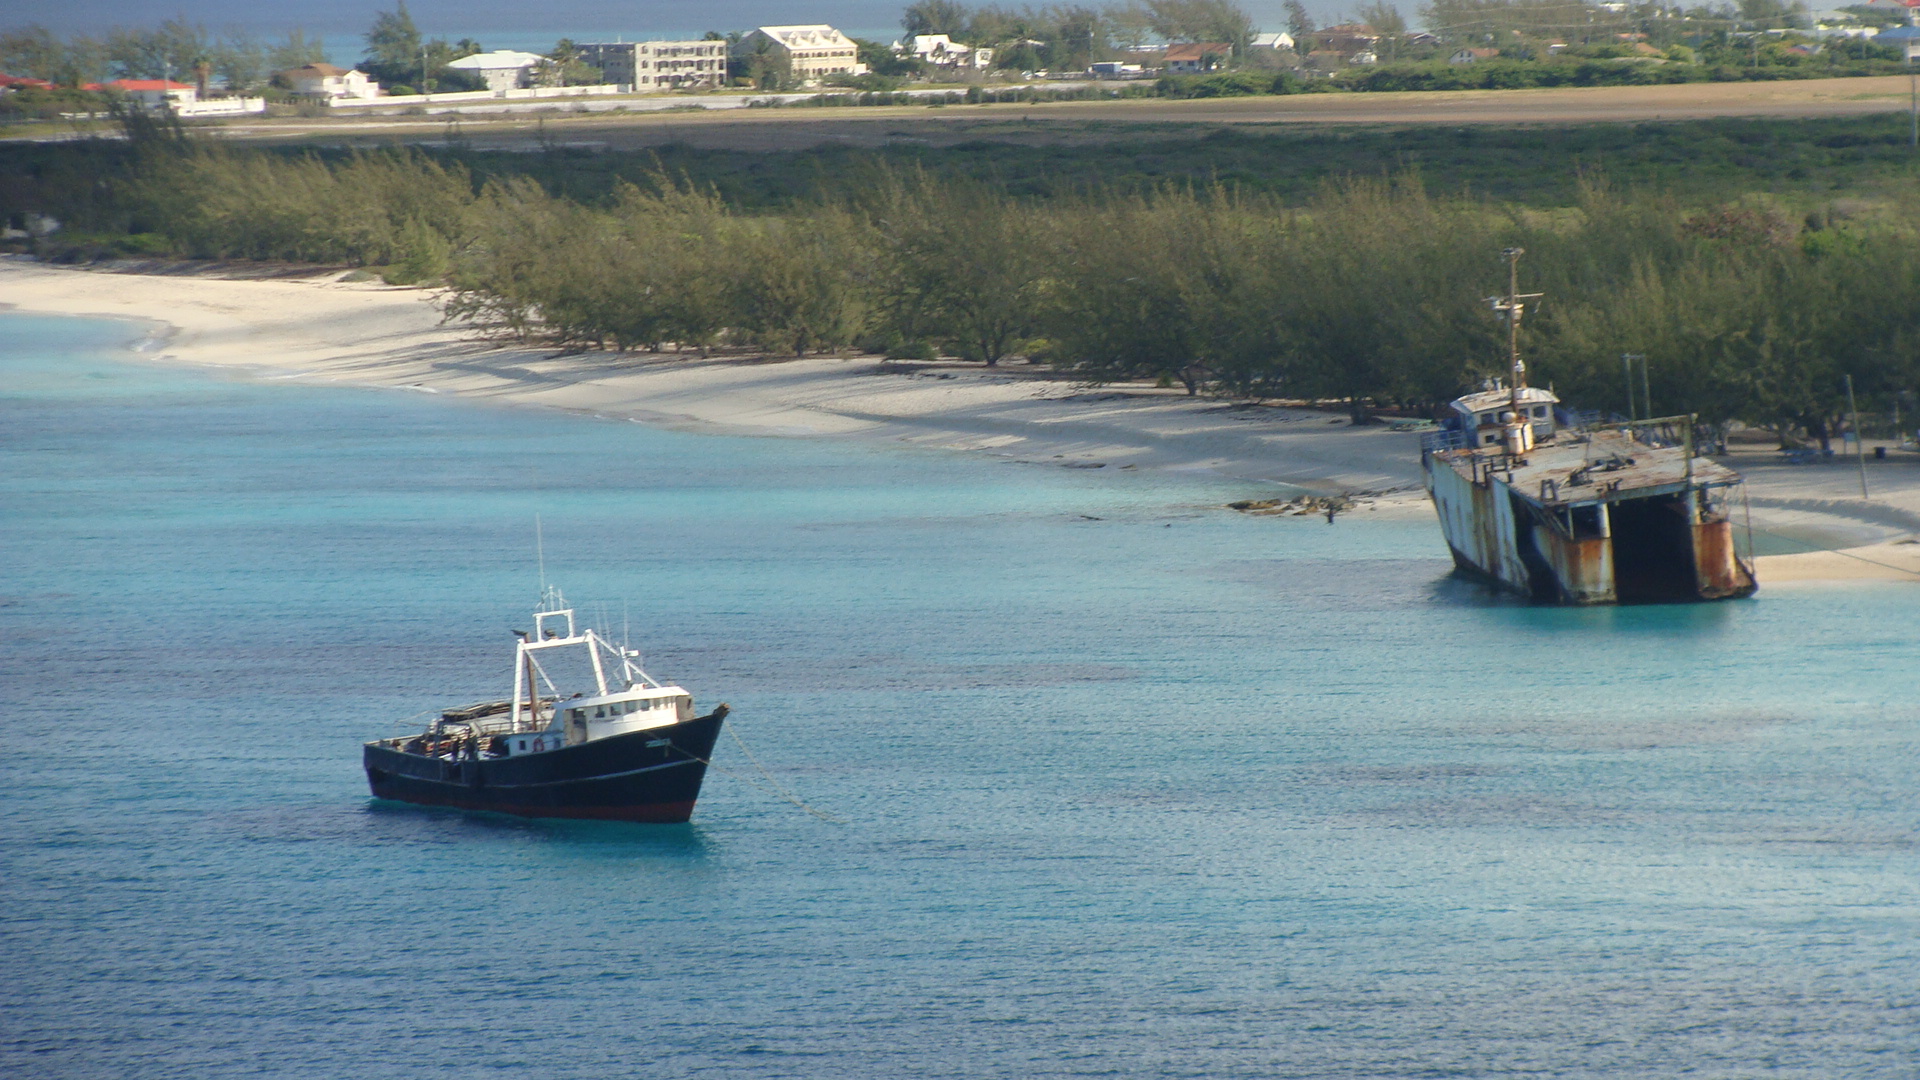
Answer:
[896,34,994,68]
[1250,32,1296,50]
[446,50,545,92]
[280,63,380,100]
[575,41,728,89]
[1163,43,1232,73]
[733,25,867,79]
[105,79,195,108]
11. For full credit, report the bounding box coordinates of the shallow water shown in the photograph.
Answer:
[2,312,1915,1079]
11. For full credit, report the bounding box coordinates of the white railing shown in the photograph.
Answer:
[327,84,628,108]
[175,97,265,117]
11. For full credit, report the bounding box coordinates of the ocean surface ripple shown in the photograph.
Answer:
[2,314,1915,1079]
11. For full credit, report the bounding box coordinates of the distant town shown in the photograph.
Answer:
[5,0,1920,121]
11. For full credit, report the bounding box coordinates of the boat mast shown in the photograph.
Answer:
[535,514,546,597]
[509,631,528,727]
[1488,247,1544,453]
[524,638,539,726]
[585,631,608,695]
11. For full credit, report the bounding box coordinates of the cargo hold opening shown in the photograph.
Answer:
[1608,494,1696,603]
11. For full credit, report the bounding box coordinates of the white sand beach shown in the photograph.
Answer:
[7,256,1919,585]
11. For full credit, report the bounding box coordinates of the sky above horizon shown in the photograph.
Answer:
[5,1,1332,47]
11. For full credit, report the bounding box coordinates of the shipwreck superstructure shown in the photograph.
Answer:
[1418,251,1756,605]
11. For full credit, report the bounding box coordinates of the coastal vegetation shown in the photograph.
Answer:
[5,0,1913,124]
[6,117,1920,446]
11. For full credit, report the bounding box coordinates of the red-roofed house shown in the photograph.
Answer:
[1164,43,1232,73]
[0,73,54,90]
[106,79,196,108]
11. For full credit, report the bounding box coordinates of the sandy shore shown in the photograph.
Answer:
[7,257,1919,585]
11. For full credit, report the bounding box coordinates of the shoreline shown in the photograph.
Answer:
[6,256,1919,584]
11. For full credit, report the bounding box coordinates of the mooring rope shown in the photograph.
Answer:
[658,719,845,825]
[721,723,846,824]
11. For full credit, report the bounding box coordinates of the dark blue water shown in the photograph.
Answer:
[3,313,1916,1079]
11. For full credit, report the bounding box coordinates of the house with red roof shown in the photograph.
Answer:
[0,73,55,91]
[105,79,196,108]
[1163,43,1232,73]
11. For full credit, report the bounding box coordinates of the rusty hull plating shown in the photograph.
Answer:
[1422,417,1757,605]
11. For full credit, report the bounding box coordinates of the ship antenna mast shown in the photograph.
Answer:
[535,514,546,596]
[1487,247,1544,430]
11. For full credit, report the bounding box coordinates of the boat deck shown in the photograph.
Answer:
[1435,428,1741,509]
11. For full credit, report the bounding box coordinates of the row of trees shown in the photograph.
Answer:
[358,4,490,94]
[900,0,1258,64]
[0,21,324,92]
[884,0,1861,77]
[1416,0,1828,44]
[64,141,1918,442]
[0,6,573,101]
[896,0,1831,56]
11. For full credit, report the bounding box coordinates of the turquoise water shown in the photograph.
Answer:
[2,312,1915,1079]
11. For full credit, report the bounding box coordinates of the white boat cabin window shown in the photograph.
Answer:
[567,698,673,723]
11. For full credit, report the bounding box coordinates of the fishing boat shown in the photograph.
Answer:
[363,586,728,822]
[1418,250,1757,605]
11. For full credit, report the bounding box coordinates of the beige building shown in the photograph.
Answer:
[732,25,867,79]
[280,63,380,100]
[576,41,728,89]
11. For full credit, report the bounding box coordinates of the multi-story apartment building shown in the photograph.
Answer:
[731,26,867,79]
[576,40,728,90]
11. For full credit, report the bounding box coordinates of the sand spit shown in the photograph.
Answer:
[6,257,1918,584]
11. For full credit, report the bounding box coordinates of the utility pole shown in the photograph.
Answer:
[1640,354,1652,421]
[1905,6,1920,149]
[1846,373,1870,499]
[1622,353,1643,420]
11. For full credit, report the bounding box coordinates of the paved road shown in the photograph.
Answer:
[178,75,1920,151]
[297,81,1104,120]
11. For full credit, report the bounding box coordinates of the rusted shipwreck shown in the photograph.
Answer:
[1418,251,1756,605]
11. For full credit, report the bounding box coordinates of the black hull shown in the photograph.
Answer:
[364,706,728,823]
